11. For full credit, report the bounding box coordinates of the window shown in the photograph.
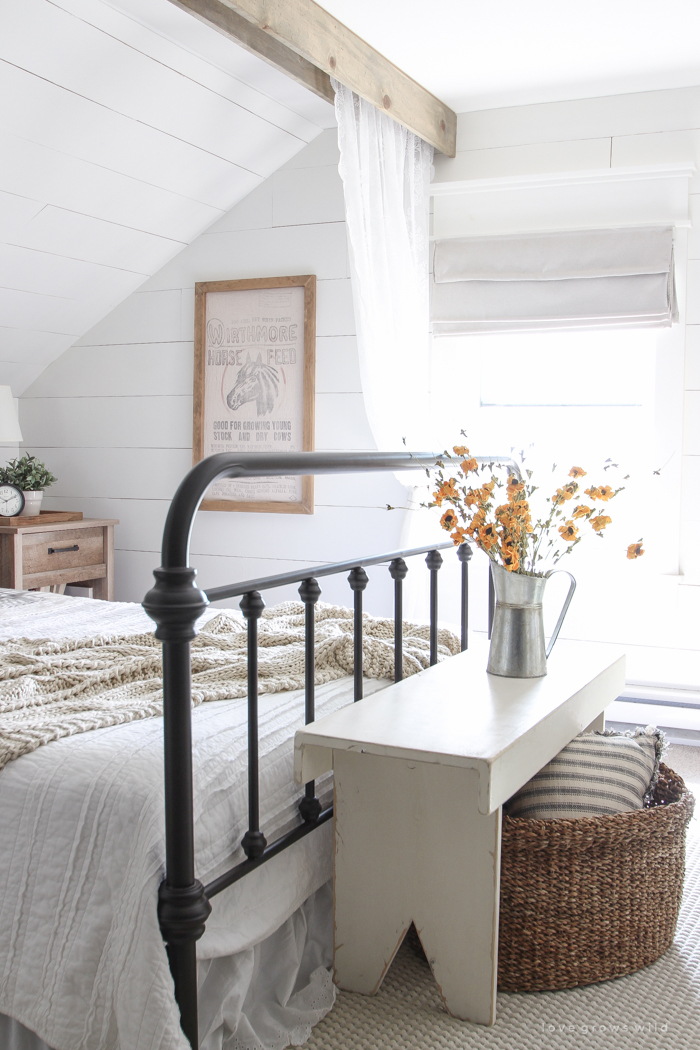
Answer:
[479,329,653,407]
[430,324,684,647]
[432,328,656,470]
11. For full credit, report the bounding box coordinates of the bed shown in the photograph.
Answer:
[0,451,482,1050]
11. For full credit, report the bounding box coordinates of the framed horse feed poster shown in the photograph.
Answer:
[193,275,316,514]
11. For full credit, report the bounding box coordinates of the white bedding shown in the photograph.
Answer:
[0,591,388,1050]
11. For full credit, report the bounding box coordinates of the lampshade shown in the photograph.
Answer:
[0,385,23,442]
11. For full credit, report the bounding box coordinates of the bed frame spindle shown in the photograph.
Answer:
[388,557,408,682]
[240,591,267,860]
[426,548,443,665]
[348,566,369,701]
[457,542,472,652]
[298,577,323,822]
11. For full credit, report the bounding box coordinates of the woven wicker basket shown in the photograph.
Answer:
[498,763,695,992]
[407,764,694,992]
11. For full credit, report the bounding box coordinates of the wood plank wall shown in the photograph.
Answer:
[18,85,700,621]
[0,0,333,394]
[19,131,412,613]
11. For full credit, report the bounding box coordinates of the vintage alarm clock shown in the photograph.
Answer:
[0,484,24,517]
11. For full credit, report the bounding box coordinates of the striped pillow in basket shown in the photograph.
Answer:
[505,727,665,820]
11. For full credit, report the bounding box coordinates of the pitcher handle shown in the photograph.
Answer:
[544,570,577,658]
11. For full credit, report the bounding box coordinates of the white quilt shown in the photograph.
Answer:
[0,591,388,1050]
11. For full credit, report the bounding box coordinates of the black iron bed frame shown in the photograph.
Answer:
[143,450,503,1049]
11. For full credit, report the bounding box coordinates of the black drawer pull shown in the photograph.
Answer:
[48,545,79,554]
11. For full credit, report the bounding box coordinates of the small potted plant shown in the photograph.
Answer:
[0,454,57,516]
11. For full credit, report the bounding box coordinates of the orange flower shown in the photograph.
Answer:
[597,485,614,501]
[572,504,592,519]
[590,514,612,532]
[553,487,574,504]
[440,508,459,531]
[461,457,478,473]
[502,549,520,572]
[506,475,524,499]
[569,466,587,478]
[453,445,469,457]
[584,486,601,500]
[511,499,532,522]
[627,540,645,559]
[466,508,485,537]
[433,478,458,505]
[476,523,497,550]
[451,526,468,546]
[483,479,497,493]
[464,488,480,507]
[558,521,579,542]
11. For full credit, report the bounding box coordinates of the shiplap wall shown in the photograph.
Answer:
[19,130,417,613]
[434,85,700,588]
[0,0,333,394]
[18,84,700,620]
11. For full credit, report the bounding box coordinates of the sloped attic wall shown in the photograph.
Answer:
[0,0,334,395]
[19,130,413,610]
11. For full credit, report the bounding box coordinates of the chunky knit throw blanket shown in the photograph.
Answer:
[0,601,459,772]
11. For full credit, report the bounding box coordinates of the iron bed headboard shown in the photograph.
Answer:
[142,450,512,1049]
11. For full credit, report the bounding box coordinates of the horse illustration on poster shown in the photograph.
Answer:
[226,354,280,417]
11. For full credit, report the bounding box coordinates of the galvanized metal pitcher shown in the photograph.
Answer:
[487,562,576,678]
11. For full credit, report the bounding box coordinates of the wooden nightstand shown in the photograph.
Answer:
[0,518,118,599]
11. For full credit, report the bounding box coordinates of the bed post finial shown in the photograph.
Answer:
[142,566,209,641]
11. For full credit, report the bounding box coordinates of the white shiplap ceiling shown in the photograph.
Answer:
[0,0,334,394]
[319,0,700,112]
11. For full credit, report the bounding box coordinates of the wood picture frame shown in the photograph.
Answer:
[193,275,316,514]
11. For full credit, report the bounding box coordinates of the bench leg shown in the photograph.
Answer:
[333,751,501,1025]
[584,710,606,733]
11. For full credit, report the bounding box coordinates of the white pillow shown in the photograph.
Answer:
[505,726,666,820]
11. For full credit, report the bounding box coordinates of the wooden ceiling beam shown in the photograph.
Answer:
[167,0,457,156]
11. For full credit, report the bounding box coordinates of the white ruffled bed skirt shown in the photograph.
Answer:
[0,883,335,1050]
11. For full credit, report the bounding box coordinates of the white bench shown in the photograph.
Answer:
[294,635,625,1025]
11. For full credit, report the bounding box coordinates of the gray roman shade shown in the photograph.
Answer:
[432,226,678,335]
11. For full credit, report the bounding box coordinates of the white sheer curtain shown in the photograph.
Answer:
[332,79,433,451]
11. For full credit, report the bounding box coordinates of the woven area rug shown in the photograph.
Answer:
[305,743,700,1049]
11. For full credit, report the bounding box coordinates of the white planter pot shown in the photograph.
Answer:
[20,490,43,517]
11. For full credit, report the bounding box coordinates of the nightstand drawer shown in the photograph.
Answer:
[22,563,106,590]
[22,528,104,575]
